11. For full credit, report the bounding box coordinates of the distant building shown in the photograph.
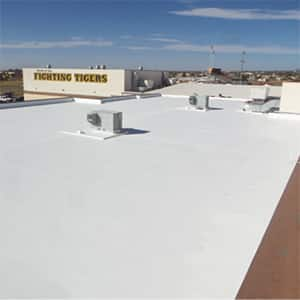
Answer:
[208,67,222,75]
[23,67,169,101]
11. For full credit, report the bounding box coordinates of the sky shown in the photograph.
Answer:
[0,0,299,70]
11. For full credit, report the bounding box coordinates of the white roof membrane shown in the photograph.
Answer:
[0,96,300,298]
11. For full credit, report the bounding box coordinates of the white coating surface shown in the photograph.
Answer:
[0,96,300,298]
[155,82,282,98]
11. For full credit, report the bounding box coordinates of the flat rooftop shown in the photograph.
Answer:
[155,82,282,98]
[0,96,300,298]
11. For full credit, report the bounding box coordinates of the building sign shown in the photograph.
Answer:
[34,72,108,83]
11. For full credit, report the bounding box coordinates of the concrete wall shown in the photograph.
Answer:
[124,70,133,91]
[23,68,126,98]
[280,82,300,114]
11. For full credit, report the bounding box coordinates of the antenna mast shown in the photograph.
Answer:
[240,51,246,84]
[209,45,215,69]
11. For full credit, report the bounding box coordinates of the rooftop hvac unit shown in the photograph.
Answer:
[189,94,209,110]
[46,64,52,68]
[138,66,144,71]
[94,65,106,69]
[144,80,154,90]
[87,110,122,133]
[243,98,280,113]
[250,86,269,100]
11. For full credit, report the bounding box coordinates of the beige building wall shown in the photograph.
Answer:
[24,92,67,101]
[23,68,166,99]
[280,82,300,114]
[23,68,126,99]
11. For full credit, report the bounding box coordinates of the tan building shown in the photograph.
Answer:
[23,67,168,100]
[280,82,300,114]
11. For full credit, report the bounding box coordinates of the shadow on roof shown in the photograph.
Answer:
[122,128,150,135]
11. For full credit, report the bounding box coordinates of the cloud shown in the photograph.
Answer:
[170,8,300,20]
[124,42,298,55]
[124,46,156,51]
[120,34,181,44]
[0,39,113,49]
[146,37,182,43]
[163,43,299,55]
[120,35,133,40]
[71,36,82,41]
[150,33,165,37]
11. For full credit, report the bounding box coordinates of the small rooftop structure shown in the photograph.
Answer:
[280,82,300,114]
[154,82,282,99]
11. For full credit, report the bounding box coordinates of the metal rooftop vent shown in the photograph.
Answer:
[95,65,101,69]
[243,98,280,113]
[46,64,52,68]
[100,65,107,69]
[87,110,122,133]
[189,94,209,110]
[87,112,101,127]
[243,87,279,113]
[138,66,144,71]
